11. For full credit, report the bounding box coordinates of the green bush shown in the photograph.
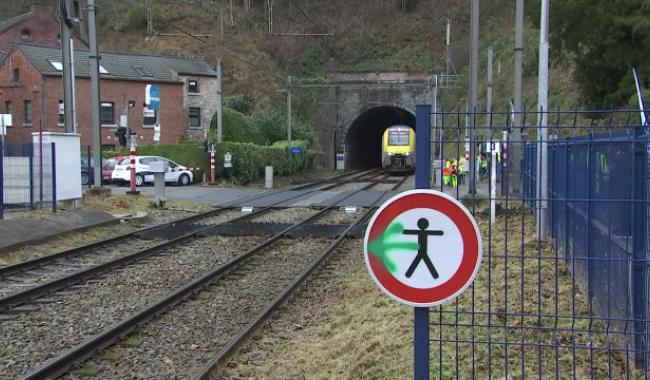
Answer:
[106,142,323,185]
[210,105,315,147]
[210,107,262,144]
[248,106,287,145]
[105,142,208,182]
[224,95,248,113]
[214,142,323,184]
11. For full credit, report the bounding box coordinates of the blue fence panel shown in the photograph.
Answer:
[522,143,537,209]
[526,132,650,367]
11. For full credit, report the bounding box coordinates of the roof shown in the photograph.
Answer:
[0,8,33,33]
[13,43,217,82]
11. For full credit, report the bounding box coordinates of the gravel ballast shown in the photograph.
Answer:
[250,207,319,224]
[0,235,264,380]
[62,237,332,380]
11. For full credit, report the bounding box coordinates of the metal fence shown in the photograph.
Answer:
[426,108,648,378]
[0,142,56,220]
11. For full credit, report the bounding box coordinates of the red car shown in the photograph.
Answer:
[102,156,124,184]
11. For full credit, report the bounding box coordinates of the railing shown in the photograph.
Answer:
[428,108,649,377]
[0,142,56,220]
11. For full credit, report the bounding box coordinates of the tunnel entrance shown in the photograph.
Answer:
[345,106,416,170]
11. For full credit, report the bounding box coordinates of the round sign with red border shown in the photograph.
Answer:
[364,189,482,307]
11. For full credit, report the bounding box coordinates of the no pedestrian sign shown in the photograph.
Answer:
[364,189,482,307]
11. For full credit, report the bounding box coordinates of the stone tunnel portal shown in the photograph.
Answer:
[345,106,416,170]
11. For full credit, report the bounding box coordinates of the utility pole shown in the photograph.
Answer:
[287,75,292,145]
[146,0,154,35]
[511,0,524,194]
[487,46,494,117]
[467,0,479,194]
[60,0,77,134]
[216,59,223,143]
[537,0,550,239]
[87,0,102,187]
[445,17,452,76]
[487,46,496,224]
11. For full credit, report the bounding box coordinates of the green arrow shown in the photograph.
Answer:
[368,221,419,275]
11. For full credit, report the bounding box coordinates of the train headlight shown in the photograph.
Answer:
[387,152,394,156]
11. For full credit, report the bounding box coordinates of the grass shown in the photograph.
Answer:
[71,364,99,377]
[121,336,143,348]
[81,193,207,214]
[96,349,122,361]
[224,208,643,379]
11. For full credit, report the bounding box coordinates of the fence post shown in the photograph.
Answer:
[87,145,91,188]
[29,143,34,210]
[0,142,3,220]
[51,143,56,213]
[414,104,432,380]
[632,126,648,369]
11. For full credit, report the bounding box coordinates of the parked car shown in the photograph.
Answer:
[101,156,124,184]
[80,156,95,186]
[111,156,193,186]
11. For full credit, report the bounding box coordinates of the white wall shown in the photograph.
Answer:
[32,132,81,201]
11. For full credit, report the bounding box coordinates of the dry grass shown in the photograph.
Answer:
[221,208,644,379]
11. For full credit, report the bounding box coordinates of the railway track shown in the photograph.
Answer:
[11,173,410,380]
[0,169,379,314]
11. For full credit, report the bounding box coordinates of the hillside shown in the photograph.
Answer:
[2,0,561,111]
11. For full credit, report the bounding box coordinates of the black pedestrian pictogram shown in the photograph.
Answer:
[403,218,444,279]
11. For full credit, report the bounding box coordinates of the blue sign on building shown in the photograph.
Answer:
[145,84,160,110]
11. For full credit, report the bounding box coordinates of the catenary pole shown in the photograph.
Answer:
[487,46,496,224]
[87,0,102,187]
[287,75,292,145]
[537,0,550,239]
[468,0,479,194]
[60,0,75,134]
[511,0,524,194]
[216,59,223,143]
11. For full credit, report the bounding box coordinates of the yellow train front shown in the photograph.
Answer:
[381,125,416,173]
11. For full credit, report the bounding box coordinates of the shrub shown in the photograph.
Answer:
[107,142,323,185]
[105,142,208,182]
[210,107,262,144]
[224,95,248,113]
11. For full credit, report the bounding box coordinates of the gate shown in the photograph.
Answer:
[0,142,56,220]
[428,108,649,378]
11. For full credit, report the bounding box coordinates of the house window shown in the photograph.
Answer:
[49,60,63,71]
[100,102,114,125]
[20,28,31,41]
[189,107,201,129]
[23,100,32,126]
[58,100,64,125]
[13,69,19,82]
[143,107,157,126]
[188,80,199,94]
[4,101,12,127]
[102,144,115,152]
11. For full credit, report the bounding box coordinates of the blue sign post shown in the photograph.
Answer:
[145,84,160,111]
[414,104,432,380]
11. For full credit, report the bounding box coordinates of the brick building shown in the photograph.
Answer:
[0,43,217,148]
[0,5,87,53]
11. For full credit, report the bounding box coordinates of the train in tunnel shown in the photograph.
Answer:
[381,125,416,173]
